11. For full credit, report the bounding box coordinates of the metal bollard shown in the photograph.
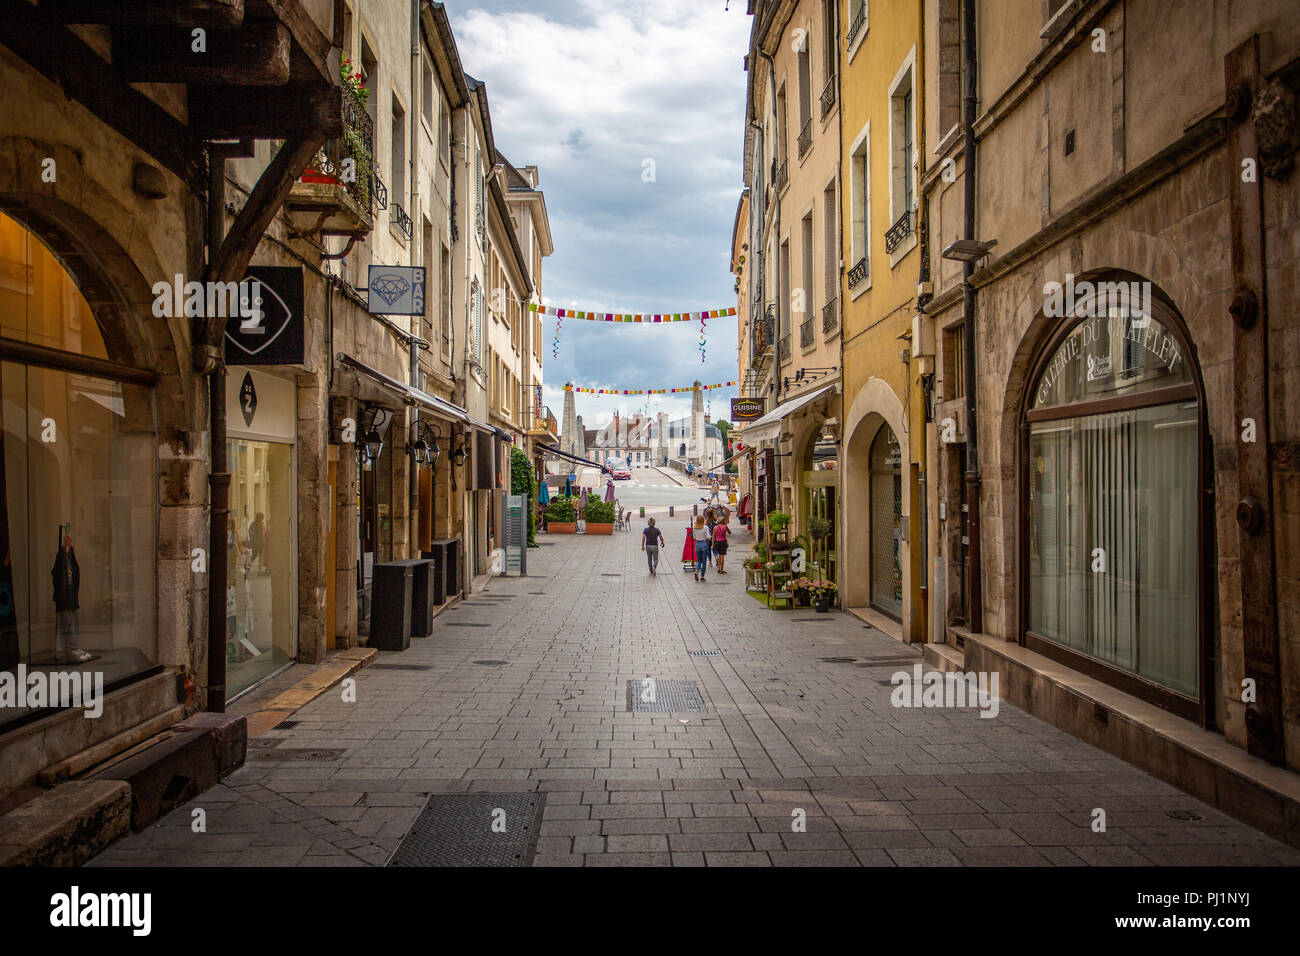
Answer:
[639,506,645,517]
[693,504,698,516]
[669,505,674,517]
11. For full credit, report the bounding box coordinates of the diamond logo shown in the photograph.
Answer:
[371,273,411,307]
[239,372,257,427]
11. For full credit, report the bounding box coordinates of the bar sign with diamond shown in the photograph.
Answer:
[367,265,427,316]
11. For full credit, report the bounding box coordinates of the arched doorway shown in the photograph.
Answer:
[0,210,158,724]
[869,424,902,618]
[1021,277,1206,720]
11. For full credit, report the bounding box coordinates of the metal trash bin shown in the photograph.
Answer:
[370,562,413,651]
[421,549,445,606]
[433,537,460,596]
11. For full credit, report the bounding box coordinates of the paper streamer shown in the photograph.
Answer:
[528,304,737,323]
[699,311,707,365]
[563,381,736,395]
[552,311,562,360]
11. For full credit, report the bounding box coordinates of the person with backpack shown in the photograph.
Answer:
[712,516,731,574]
[692,515,712,582]
[641,517,664,576]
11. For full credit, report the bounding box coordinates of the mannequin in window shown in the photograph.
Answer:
[52,530,91,664]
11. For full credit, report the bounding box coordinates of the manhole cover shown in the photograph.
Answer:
[473,660,510,666]
[627,679,707,713]
[690,650,722,657]
[250,748,346,761]
[388,792,546,867]
[819,657,857,664]
[370,664,434,671]
[1165,809,1204,822]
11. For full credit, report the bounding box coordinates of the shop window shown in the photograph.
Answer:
[1025,290,1201,708]
[869,425,902,618]
[0,213,156,728]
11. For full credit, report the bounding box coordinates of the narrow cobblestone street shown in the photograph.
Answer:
[93,527,1300,868]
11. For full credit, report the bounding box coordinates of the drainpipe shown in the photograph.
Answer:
[206,152,230,712]
[409,0,421,558]
[757,48,781,498]
[961,0,983,633]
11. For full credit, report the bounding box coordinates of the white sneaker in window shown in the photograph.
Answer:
[62,649,94,665]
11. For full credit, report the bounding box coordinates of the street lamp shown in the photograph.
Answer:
[940,238,997,262]
[409,419,443,467]
[358,406,391,464]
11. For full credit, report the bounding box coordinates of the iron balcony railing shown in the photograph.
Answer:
[823,296,838,335]
[797,119,812,160]
[847,255,869,289]
[751,305,775,360]
[391,200,413,240]
[299,86,375,213]
[800,315,815,348]
[778,334,791,363]
[846,1,867,47]
[821,76,837,118]
[885,209,914,254]
[372,169,388,211]
[776,160,789,192]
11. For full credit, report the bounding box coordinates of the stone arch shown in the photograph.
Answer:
[842,377,907,611]
[0,136,198,446]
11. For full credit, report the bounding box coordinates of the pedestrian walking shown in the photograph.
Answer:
[712,516,731,574]
[692,515,712,582]
[705,507,717,566]
[641,517,664,575]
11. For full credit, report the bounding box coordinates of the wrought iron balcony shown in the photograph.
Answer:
[885,209,914,254]
[846,1,867,47]
[750,306,775,360]
[821,76,837,118]
[822,296,838,335]
[287,85,375,237]
[797,119,812,160]
[800,315,815,348]
[847,256,869,289]
[776,160,789,192]
[778,334,791,363]
[391,200,413,240]
[372,169,388,211]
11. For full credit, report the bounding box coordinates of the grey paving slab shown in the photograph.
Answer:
[92,529,1300,868]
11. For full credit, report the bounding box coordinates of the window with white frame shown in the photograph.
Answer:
[848,122,870,289]
[887,55,917,254]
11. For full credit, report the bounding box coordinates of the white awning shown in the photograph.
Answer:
[736,384,833,444]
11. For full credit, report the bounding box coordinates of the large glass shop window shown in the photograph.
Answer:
[0,213,156,729]
[1027,306,1198,696]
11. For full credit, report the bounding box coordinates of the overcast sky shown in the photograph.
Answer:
[445,0,750,428]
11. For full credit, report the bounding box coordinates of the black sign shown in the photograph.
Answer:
[239,372,258,427]
[224,266,305,365]
[731,398,765,422]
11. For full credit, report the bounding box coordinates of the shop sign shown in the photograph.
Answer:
[1036,313,1184,408]
[227,368,296,442]
[223,266,305,365]
[367,265,426,316]
[731,398,765,422]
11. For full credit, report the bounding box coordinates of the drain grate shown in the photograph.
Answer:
[388,792,546,867]
[443,622,492,627]
[600,573,622,577]
[370,664,434,671]
[1165,809,1205,822]
[473,660,510,666]
[690,650,722,657]
[250,748,346,761]
[855,658,922,668]
[273,720,301,730]
[819,657,857,664]
[627,679,707,713]
[793,618,835,623]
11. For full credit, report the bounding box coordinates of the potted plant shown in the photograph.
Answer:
[583,499,616,535]
[792,577,813,607]
[807,516,832,542]
[810,579,838,612]
[545,497,577,533]
[766,510,791,538]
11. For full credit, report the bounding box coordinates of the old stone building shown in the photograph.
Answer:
[917,0,1300,841]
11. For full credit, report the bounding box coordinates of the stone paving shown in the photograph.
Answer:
[92,524,1300,867]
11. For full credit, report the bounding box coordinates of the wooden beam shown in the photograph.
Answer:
[115,22,290,86]
[40,0,244,28]
[248,0,331,86]
[189,81,342,138]
[0,0,207,191]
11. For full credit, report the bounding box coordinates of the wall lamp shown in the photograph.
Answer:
[358,406,391,464]
[409,419,443,467]
[940,238,998,262]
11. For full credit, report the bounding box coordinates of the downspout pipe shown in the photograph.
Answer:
[206,151,230,712]
[409,0,421,558]
[756,48,782,502]
[961,0,983,633]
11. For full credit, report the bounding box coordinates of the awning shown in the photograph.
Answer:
[539,444,603,469]
[736,384,834,444]
[336,353,469,422]
[716,446,754,470]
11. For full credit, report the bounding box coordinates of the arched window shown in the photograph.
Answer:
[1024,280,1202,715]
[0,211,157,714]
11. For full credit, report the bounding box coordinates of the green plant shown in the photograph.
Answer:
[766,511,791,534]
[340,58,368,106]
[808,516,832,541]
[545,497,576,523]
[584,499,616,524]
[510,447,537,547]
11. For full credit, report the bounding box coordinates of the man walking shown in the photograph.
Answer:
[641,517,664,576]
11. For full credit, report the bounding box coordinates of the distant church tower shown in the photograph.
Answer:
[690,380,704,462]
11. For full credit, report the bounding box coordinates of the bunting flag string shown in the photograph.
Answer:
[529,303,737,323]
[563,381,736,395]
